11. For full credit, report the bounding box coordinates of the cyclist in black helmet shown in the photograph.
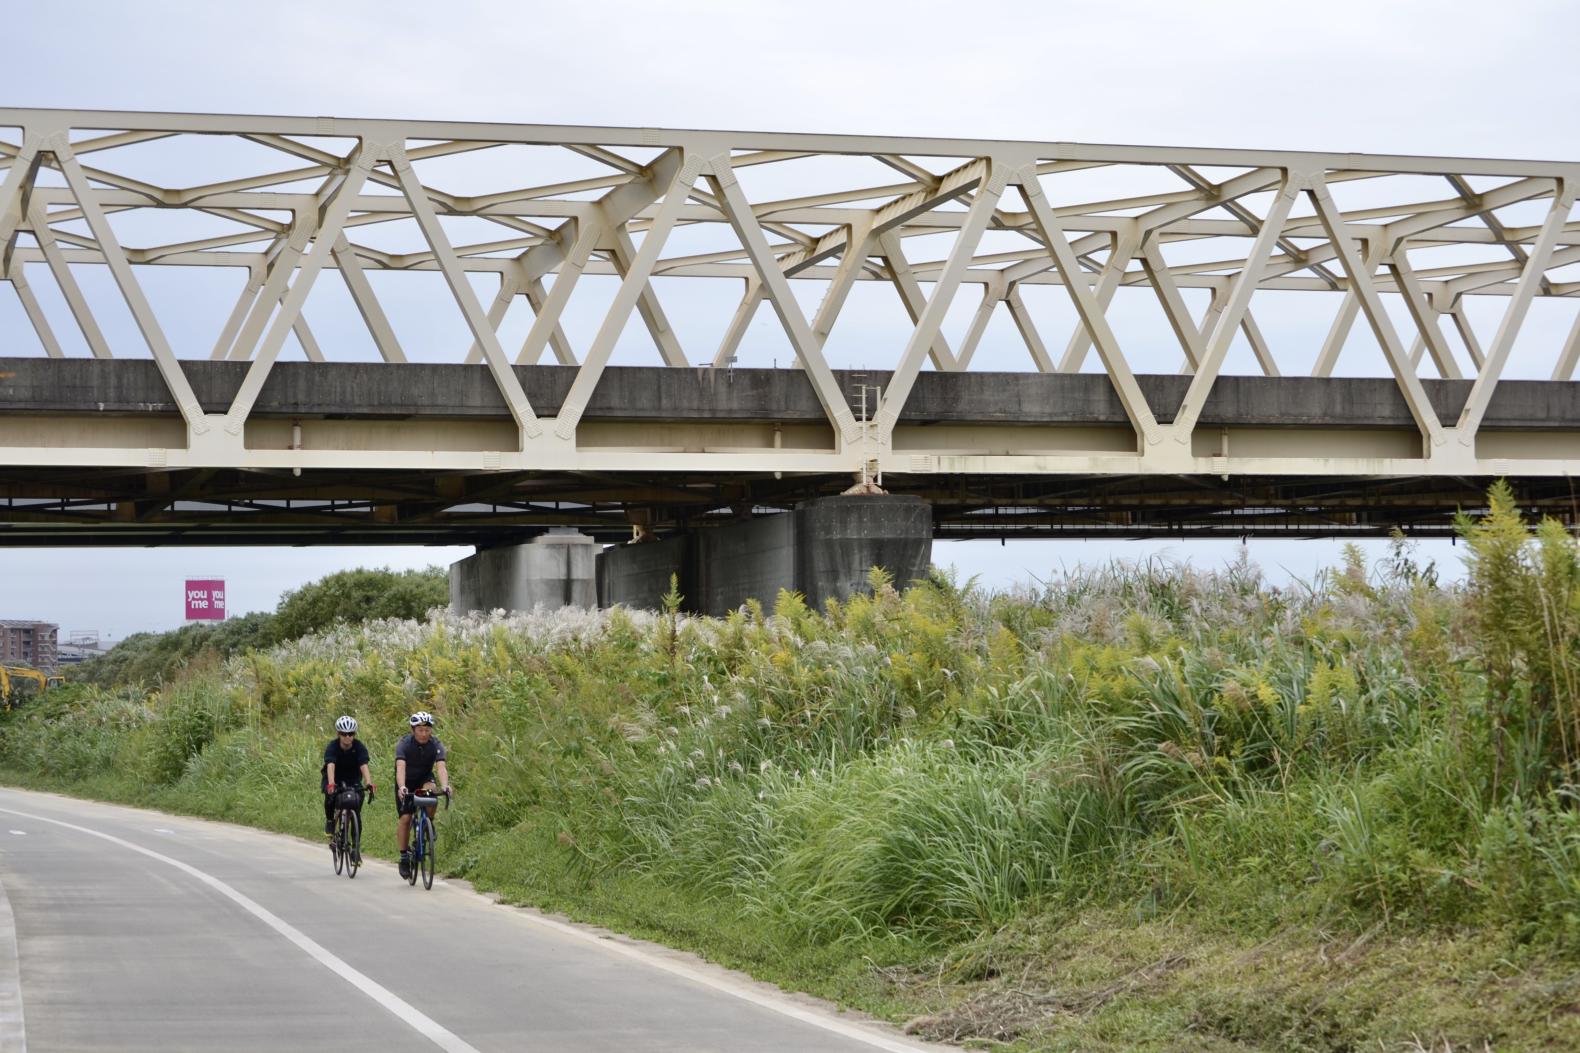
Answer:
[395,710,451,879]
[322,715,375,836]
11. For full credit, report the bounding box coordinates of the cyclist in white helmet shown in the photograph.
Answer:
[322,715,375,836]
[395,710,451,879]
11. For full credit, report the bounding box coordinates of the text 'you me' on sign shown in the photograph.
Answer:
[185,579,226,621]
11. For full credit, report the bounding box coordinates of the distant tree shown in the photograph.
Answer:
[69,611,277,688]
[269,567,448,643]
[65,567,448,689]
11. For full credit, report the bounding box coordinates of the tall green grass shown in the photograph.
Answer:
[7,494,1580,983]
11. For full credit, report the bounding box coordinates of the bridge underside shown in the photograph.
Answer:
[5,363,1578,544]
[0,464,1558,546]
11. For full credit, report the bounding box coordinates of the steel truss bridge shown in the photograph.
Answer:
[1,108,1578,545]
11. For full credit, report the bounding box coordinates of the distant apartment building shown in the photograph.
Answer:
[0,620,58,672]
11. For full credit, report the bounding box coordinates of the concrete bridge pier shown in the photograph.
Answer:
[449,530,597,612]
[597,495,933,615]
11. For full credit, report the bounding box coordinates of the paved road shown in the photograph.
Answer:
[0,788,945,1053]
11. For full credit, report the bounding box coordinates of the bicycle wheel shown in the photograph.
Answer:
[332,812,345,875]
[345,810,361,879]
[420,814,435,890]
[406,812,419,886]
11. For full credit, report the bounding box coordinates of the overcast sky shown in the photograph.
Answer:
[1,1,1576,640]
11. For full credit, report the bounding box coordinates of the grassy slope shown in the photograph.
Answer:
[6,548,1580,1051]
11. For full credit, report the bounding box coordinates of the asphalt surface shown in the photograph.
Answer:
[0,787,947,1053]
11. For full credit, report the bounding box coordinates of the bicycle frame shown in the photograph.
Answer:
[406,789,447,890]
[331,785,369,879]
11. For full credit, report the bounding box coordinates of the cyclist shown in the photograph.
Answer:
[322,715,375,839]
[395,711,451,879]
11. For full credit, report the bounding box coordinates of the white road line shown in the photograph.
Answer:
[475,899,942,1053]
[0,806,480,1053]
[0,870,26,1053]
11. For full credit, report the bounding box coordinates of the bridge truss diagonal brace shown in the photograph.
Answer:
[0,136,42,278]
[953,273,1007,372]
[552,152,706,442]
[388,142,543,444]
[1140,231,1207,372]
[1016,166,1162,448]
[334,235,407,363]
[1058,226,1140,374]
[496,152,687,370]
[876,231,958,370]
[8,268,64,358]
[463,274,521,366]
[220,221,312,361]
[1166,173,1301,443]
[221,145,376,440]
[712,277,764,366]
[703,154,862,448]
[518,212,602,366]
[1552,305,1580,382]
[1308,175,1447,453]
[1388,249,1462,380]
[609,225,688,368]
[522,277,578,366]
[1455,183,1575,442]
[24,200,111,359]
[872,165,1005,446]
[45,132,209,436]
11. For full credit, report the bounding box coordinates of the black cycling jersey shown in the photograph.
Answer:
[322,737,370,788]
[394,732,446,789]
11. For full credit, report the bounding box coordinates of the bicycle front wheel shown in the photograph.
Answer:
[420,814,435,890]
[406,813,420,886]
[332,813,345,875]
[345,810,361,879]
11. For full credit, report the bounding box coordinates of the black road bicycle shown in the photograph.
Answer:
[330,784,371,879]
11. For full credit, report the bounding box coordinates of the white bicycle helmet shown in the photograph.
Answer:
[335,715,358,734]
[409,711,435,727]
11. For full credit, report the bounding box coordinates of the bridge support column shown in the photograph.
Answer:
[449,530,597,613]
[596,495,933,615]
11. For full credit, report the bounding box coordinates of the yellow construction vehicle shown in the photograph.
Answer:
[1,665,58,709]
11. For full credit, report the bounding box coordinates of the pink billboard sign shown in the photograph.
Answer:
[185,579,226,621]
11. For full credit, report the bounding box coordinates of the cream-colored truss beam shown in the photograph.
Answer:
[1456,187,1575,441]
[1003,284,1055,373]
[1170,175,1300,441]
[518,214,602,366]
[953,275,1005,371]
[553,155,704,441]
[707,155,860,445]
[25,200,111,359]
[332,235,407,364]
[1388,249,1462,380]
[1309,176,1445,451]
[610,226,688,367]
[877,230,957,370]
[223,148,375,437]
[1139,232,1207,373]
[711,277,763,367]
[47,134,206,432]
[390,143,541,444]
[8,269,63,358]
[1239,310,1279,378]
[1058,227,1140,373]
[1552,306,1580,381]
[1019,167,1160,445]
[873,168,1005,445]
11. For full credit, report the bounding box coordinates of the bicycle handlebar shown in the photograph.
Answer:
[409,788,451,809]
